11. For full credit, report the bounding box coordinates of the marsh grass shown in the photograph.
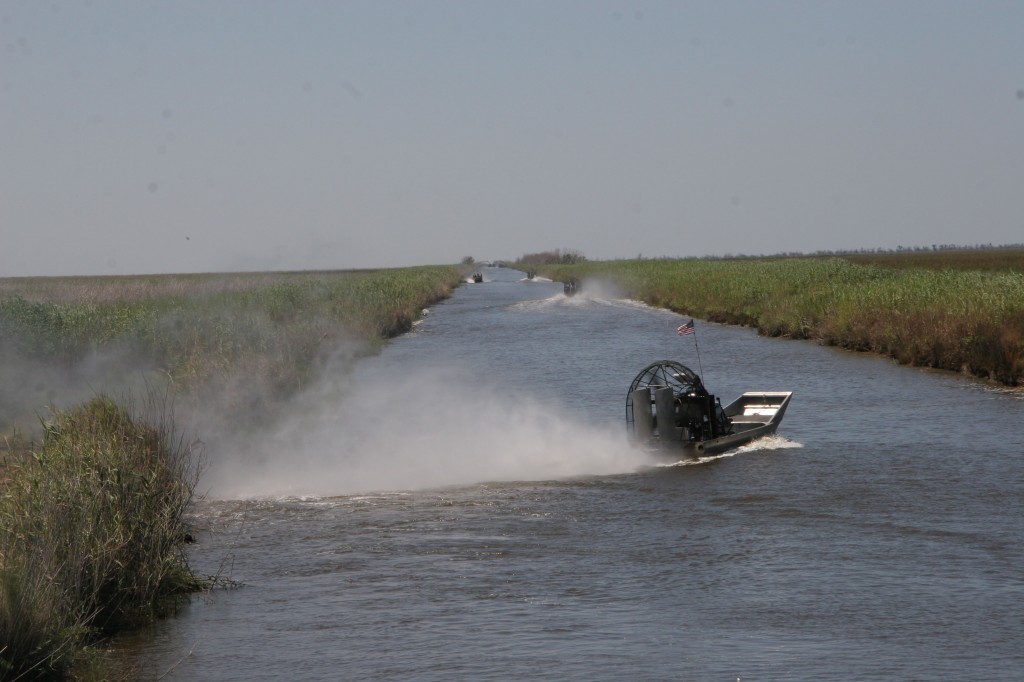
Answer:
[0,267,463,369]
[544,257,1024,386]
[842,247,1024,271]
[0,393,202,680]
[0,266,464,428]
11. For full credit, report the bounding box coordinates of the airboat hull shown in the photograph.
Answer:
[672,392,791,456]
[626,360,792,459]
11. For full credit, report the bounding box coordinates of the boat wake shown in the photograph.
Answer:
[734,433,803,453]
[509,293,674,313]
[655,434,803,467]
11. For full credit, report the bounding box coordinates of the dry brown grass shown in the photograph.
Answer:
[841,248,1024,271]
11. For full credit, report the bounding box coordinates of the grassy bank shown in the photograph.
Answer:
[0,266,465,429]
[542,257,1024,386]
[0,264,465,679]
[0,266,465,387]
[0,396,201,680]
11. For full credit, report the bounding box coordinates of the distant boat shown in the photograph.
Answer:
[626,360,792,458]
[563,278,578,296]
[472,272,483,283]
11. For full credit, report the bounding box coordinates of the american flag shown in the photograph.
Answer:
[677,319,695,336]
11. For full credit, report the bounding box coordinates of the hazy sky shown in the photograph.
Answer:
[3,1,1022,276]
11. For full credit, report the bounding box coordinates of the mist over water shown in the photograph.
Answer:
[193,270,675,499]
[202,360,646,499]
[0,338,165,435]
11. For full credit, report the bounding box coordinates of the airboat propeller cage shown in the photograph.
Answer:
[628,360,702,440]
[627,360,706,400]
[626,360,725,443]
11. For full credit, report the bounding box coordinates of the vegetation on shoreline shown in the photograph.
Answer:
[0,396,201,680]
[0,266,465,381]
[0,264,465,680]
[0,266,464,428]
[542,256,1024,386]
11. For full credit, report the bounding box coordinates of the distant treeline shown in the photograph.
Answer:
[716,242,1024,260]
[840,247,1024,272]
[515,249,588,266]
[541,256,1024,386]
[509,244,1024,271]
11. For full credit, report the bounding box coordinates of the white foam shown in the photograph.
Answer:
[653,434,803,467]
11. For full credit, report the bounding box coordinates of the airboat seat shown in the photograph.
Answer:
[729,403,780,423]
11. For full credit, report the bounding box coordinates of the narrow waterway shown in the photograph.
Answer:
[119,266,1024,681]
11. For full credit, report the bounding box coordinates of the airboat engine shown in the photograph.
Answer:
[626,360,731,447]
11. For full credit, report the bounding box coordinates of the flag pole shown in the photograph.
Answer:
[677,318,704,380]
[692,323,705,381]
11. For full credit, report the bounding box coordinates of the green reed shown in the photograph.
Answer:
[0,266,464,404]
[544,258,1024,385]
[0,394,202,680]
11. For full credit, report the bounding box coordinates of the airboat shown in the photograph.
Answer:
[563,278,578,296]
[626,360,792,458]
[472,272,483,283]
